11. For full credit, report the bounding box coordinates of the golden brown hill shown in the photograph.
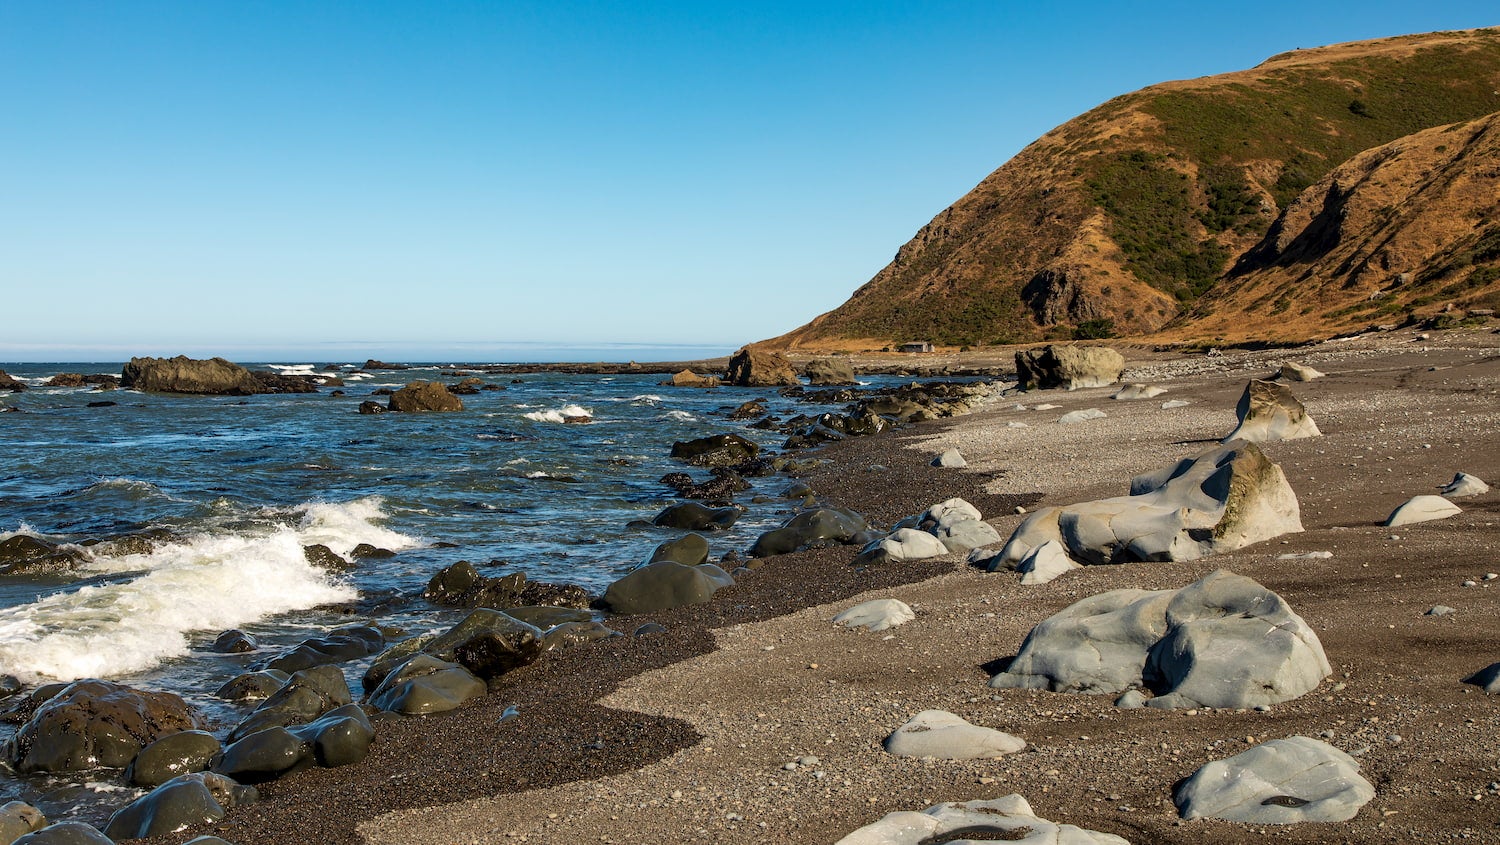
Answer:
[764,28,1500,352]
[1170,112,1500,342]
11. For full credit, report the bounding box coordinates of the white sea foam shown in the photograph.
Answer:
[662,410,697,422]
[522,404,593,423]
[621,394,663,404]
[0,497,416,683]
[266,364,340,378]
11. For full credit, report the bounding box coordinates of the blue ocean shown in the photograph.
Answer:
[0,360,895,820]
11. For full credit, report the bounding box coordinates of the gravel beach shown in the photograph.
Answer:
[136,326,1500,845]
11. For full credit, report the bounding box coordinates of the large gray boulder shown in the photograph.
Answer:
[1462,661,1500,693]
[983,441,1302,572]
[367,654,486,715]
[6,680,205,774]
[1439,472,1489,497]
[602,562,734,615]
[725,347,799,387]
[992,570,1331,709]
[121,356,263,395]
[388,381,463,412]
[1173,736,1374,823]
[883,710,1025,760]
[0,802,46,844]
[1015,345,1124,390]
[804,358,857,386]
[102,772,257,840]
[834,795,1128,845]
[1223,379,1321,443]
[126,730,222,787]
[748,507,872,558]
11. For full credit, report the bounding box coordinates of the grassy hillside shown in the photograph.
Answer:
[766,28,1500,350]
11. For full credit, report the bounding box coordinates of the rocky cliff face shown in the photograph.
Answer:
[764,28,1500,350]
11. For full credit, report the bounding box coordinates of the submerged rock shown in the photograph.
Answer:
[254,625,384,674]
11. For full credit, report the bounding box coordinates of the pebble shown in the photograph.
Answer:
[797,755,819,766]
[1485,574,1499,581]
[1464,580,1479,587]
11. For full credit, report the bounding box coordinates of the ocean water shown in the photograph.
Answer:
[0,361,898,821]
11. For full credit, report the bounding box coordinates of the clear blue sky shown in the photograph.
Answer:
[2,2,1495,361]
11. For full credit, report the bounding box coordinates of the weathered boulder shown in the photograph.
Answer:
[212,704,373,783]
[725,347,799,387]
[1463,662,1500,693]
[7,680,205,774]
[860,528,948,563]
[748,507,872,558]
[302,543,350,571]
[1015,345,1124,391]
[1112,383,1166,400]
[668,370,720,388]
[883,710,1025,760]
[602,562,734,615]
[422,561,589,609]
[834,794,1128,845]
[11,822,113,845]
[930,448,966,468]
[1439,472,1490,497]
[121,356,264,395]
[660,467,750,499]
[648,533,710,566]
[1278,361,1326,382]
[46,373,119,389]
[1057,408,1106,424]
[0,535,84,576]
[0,371,28,392]
[254,625,384,674]
[991,570,1331,710]
[651,502,742,531]
[1174,736,1374,823]
[804,358,857,386]
[410,609,545,681]
[208,630,258,654]
[1016,540,1080,585]
[982,441,1302,570]
[126,730,222,787]
[362,359,408,370]
[539,620,621,652]
[367,654,486,715]
[669,433,759,467]
[227,666,351,742]
[388,381,463,412]
[102,771,257,840]
[1385,494,1462,526]
[1223,379,1321,443]
[0,802,45,844]
[357,401,387,415]
[212,670,288,703]
[832,599,914,632]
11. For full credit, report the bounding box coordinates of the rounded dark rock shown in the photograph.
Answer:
[213,670,289,702]
[7,680,205,774]
[668,433,760,467]
[367,654,486,716]
[651,502,742,532]
[12,821,114,845]
[209,630,259,654]
[126,730,222,787]
[648,533,711,566]
[602,562,735,615]
[103,772,255,840]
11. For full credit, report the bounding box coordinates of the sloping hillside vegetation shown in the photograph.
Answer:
[765,28,1500,350]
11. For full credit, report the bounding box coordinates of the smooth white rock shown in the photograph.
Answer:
[1174,736,1374,823]
[1057,408,1106,424]
[1112,383,1166,400]
[1017,540,1080,585]
[835,795,1128,845]
[1384,495,1462,527]
[1439,472,1490,497]
[832,599,915,632]
[883,710,1025,760]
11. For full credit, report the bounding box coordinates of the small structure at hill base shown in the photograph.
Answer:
[990,569,1331,710]
[834,794,1128,845]
[1174,736,1374,824]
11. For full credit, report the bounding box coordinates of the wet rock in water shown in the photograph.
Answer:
[357,401,387,415]
[602,562,735,615]
[254,625,384,674]
[884,710,1025,760]
[11,821,114,844]
[1112,383,1166,400]
[727,399,766,420]
[103,771,257,840]
[651,502,742,531]
[832,598,914,632]
[748,507,872,558]
[302,544,350,571]
[0,802,46,843]
[725,347,799,387]
[1174,736,1374,823]
[126,730,222,787]
[120,356,267,395]
[1278,361,1326,381]
[422,561,590,609]
[804,357,856,386]
[0,675,20,699]
[412,609,545,681]
[350,543,395,560]
[1385,494,1462,526]
[0,371,30,392]
[1439,471,1489,497]
[1463,662,1500,693]
[1223,379,1321,443]
[209,630,259,654]
[930,448,966,468]
[1014,345,1125,391]
[362,359,408,370]
[7,680,206,774]
[979,440,1301,571]
[648,533,710,566]
[367,654,486,715]
[213,704,373,783]
[213,670,289,703]
[539,620,621,652]
[834,794,1126,844]
[991,569,1330,710]
[227,665,351,742]
[501,606,591,628]
[46,373,119,388]
[659,467,749,499]
[667,370,720,388]
[0,535,84,576]
[388,380,463,412]
[669,433,760,467]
